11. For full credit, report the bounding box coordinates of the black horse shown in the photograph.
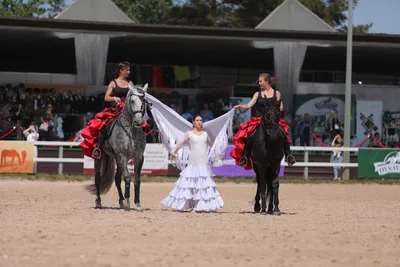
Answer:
[249,102,285,215]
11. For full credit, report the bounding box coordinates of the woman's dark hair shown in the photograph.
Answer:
[259,73,273,85]
[115,61,130,78]
[192,114,203,123]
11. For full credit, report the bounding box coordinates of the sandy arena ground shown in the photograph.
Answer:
[1,180,400,267]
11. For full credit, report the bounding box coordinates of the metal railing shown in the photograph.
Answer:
[33,141,359,178]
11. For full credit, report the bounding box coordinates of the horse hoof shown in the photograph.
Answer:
[273,211,281,216]
[122,199,130,211]
[95,203,102,209]
[254,205,261,213]
[119,200,124,209]
[134,203,142,211]
[260,210,268,215]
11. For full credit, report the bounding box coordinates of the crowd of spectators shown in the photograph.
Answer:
[0,82,232,144]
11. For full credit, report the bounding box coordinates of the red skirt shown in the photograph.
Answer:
[79,102,149,159]
[230,117,291,170]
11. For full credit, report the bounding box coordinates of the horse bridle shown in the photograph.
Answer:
[125,88,152,118]
[115,87,152,139]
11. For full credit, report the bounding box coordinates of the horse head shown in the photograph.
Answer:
[126,83,150,128]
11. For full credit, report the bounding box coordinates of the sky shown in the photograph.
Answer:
[353,0,400,34]
[63,0,400,34]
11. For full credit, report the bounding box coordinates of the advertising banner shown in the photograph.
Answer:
[356,100,383,145]
[0,141,34,173]
[211,145,285,177]
[358,148,400,178]
[83,144,169,175]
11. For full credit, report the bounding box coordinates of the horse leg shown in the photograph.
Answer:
[133,156,144,210]
[115,166,124,209]
[94,159,102,209]
[119,157,132,211]
[272,164,281,216]
[257,168,267,214]
[254,173,261,213]
[266,169,274,214]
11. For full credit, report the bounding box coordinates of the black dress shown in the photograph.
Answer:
[253,89,281,123]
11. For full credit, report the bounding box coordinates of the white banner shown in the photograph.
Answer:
[83,144,169,175]
[356,100,383,146]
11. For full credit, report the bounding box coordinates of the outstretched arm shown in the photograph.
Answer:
[234,92,258,110]
[331,135,339,147]
[170,131,189,157]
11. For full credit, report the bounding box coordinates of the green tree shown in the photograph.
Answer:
[0,0,65,18]
[112,0,173,24]
[169,0,372,32]
[226,0,372,32]
[167,0,235,26]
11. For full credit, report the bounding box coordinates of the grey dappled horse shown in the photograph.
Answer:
[86,84,150,211]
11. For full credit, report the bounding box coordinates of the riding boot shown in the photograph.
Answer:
[280,127,296,166]
[92,132,104,159]
[239,142,249,166]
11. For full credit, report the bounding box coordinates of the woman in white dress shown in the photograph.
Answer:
[161,115,224,212]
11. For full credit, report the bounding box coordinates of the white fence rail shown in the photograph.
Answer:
[33,142,358,178]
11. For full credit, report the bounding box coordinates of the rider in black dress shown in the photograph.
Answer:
[240,89,295,166]
[92,62,133,159]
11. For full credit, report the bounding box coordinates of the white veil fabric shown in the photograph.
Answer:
[144,93,235,170]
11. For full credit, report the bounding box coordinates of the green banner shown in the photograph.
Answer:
[358,148,400,178]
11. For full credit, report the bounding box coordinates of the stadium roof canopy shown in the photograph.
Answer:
[1,3,400,75]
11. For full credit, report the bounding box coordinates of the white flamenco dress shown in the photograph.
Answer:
[161,131,224,212]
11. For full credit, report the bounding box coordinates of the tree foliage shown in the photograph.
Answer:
[166,0,372,32]
[0,0,65,18]
[113,0,173,24]
[0,0,372,33]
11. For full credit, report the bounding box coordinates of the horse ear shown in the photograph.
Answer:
[128,83,135,93]
[143,83,148,92]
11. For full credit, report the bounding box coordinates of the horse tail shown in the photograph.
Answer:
[85,153,115,195]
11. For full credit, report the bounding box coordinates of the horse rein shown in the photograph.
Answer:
[115,87,152,139]
[126,89,152,118]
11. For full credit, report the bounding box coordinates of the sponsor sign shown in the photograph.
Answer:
[356,101,383,146]
[0,141,35,173]
[358,148,400,178]
[83,144,169,175]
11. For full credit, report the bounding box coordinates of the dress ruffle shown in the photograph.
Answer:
[230,117,291,170]
[161,164,224,212]
[78,102,149,159]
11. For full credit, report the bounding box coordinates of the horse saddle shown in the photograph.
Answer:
[104,115,120,138]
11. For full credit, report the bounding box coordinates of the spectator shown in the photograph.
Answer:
[330,134,344,180]
[23,125,39,142]
[298,113,311,146]
[181,108,193,122]
[329,110,342,141]
[200,103,214,122]
[1,101,11,135]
